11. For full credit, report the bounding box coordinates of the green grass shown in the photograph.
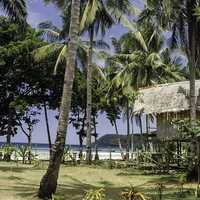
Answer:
[0,161,199,200]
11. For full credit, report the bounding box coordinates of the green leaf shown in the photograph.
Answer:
[54,45,68,75]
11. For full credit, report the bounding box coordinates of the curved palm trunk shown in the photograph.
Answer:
[131,115,134,154]
[43,101,52,157]
[79,110,86,158]
[79,134,83,158]
[187,0,197,181]
[27,130,32,164]
[86,27,94,164]
[93,116,99,161]
[5,107,13,161]
[113,120,124,159]
[126,99,130,161]
[38,0,80,198]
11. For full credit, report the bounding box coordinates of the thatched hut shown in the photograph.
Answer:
[134,80,200,139]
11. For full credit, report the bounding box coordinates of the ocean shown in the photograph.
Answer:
[0,142,123,160]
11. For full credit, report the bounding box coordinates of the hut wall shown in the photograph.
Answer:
[157,114,177,139]
[157,111,200,139]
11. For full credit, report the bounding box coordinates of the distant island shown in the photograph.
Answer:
[95,133,157,149]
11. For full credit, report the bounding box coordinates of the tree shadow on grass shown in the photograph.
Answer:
[0,166,28,173]
[56,182,126,200]
[11,183,38,199]
[0,178,196,200]
[7,175,24,181]
[147,175,179,185]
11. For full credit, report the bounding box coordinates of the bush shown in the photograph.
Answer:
[83,188,105,200]
[121,187,149,200]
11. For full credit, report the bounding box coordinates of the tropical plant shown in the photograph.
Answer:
[83,188,105,200]
[16,145,29,164]
[38,0,81,198]
[102,18,184,158]
[62,146,73,163]
[121,187,148,200]
[80,0,138,164]
[2,145,15,161]
[0,0,27,23]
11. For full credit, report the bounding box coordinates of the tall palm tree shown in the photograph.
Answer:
[104,22,183,158]
[0,0,27,23]
[43,0,138,164]
[80,0,137,164]
[37,0,80,198]
[139,0,200,121]
[80,0,113,164]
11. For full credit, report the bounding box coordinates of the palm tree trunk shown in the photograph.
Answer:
[27,132,32,164]
[126,99,130,160]
[43,101,52,157]
[38,0,80,198]
[187,0,197,122]
[79,110,86,158]
[187,0,197,181]
[5,107,13,161]
[86,27,94,164]
[113,120,124,159]
[79,133,83,158]
[131,115,134,153]
[145,114,150,150]
[93,116,99,161]
[139,114,144,150]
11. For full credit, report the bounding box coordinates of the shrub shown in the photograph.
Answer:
[83,188,105,200]
[121,187,149,200]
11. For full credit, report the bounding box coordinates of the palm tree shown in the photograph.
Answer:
[139,0,200,122]
[43,0,138,164]
[0,0,27,23]
[80,0,113,164]
[34,16,109,167]
[37,0,80,198]
[104,22,183,158]
[80,0,137,164]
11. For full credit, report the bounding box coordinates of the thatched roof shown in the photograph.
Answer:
[134,80,200,114]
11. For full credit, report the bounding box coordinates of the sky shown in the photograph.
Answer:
[0,0,155,145]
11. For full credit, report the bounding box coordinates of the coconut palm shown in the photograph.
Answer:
[37,0,80,198]
[139,0,200,122]
[43,0,142,164]
[0,0,27,23]
[104,21,184,159]
[80,0,140,164]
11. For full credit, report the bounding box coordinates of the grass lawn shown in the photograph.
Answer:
[0,161,198,200]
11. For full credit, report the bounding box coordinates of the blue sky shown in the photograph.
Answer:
[0,0,153,145]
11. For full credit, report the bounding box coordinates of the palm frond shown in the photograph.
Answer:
[0,0,27,23]
[92,64,106,81]
[54,45,68,75]
[119,16,148,51]
[80,0,98,31]
[38,21,61,42]
[33,43,64,62]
